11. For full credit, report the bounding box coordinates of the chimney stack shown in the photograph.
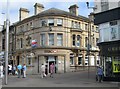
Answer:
[69,4,79,16]
[34,3,44,15]
[19,8,29,21]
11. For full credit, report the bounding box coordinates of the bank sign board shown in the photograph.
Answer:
[32,40,37,47]
[112,57,120,73]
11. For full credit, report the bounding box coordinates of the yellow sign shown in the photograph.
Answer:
[13,57,15,60]
[112,57,120,73]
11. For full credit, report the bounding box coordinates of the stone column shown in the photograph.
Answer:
[82,52,85,69]
[54,33,57,46]
[94,53,97,67]
[74,52,78,71]
[54,18,57,26]
[45,33,48,46]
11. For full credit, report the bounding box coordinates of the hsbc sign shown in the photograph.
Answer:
[52,50,58,53]
[44,50,58,53]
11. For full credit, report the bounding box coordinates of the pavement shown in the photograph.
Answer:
[1,70,119,87]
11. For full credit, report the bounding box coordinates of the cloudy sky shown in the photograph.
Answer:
[0,0,94,25]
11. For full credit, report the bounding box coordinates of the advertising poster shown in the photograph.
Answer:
[112,57,120,73]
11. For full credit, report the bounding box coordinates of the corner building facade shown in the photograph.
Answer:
[13,3,100,74]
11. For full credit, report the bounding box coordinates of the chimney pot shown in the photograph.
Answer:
[34,3,44,15]
[69,4,79,16]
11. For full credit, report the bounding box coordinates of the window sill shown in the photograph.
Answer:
[78,65,83,66]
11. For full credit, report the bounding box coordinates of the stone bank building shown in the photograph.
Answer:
[11,3,100,74]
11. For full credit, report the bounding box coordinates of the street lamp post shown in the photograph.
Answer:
[5,0,9,85]
[86,2,96,79]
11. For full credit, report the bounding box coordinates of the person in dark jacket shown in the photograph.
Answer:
[97,65,103,83]
[45,65,48,75]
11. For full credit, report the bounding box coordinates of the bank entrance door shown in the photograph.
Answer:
[48,56,56,74]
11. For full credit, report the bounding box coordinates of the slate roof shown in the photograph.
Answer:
[14,8,90,25]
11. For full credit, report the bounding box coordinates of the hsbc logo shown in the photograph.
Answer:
[52,50,58,53]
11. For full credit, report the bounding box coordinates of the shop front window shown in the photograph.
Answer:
[85,55,88,66]
[70,54,74,65]
[78,55,82,65]
[97,56,100,66]
[105,57,113,77]
[27,56,32,66]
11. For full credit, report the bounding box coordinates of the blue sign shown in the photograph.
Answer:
[77,42,80,46]
[32,44,36,47]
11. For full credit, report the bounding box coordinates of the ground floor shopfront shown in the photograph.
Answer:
[14,48,100,74]
[98,40,120,81]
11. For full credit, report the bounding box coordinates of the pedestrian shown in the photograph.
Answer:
[50,63,54,78]
[45,65,48,76]
[8,64,12,75]
[41,64,46,78]
[21,65,23,75]
[13,65,16,75]
[22,64,26,78]
[0,62,4,78]
[97,65,103,83]
[17,64,22,78]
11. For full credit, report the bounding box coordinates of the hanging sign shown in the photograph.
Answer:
[31,40,37,47]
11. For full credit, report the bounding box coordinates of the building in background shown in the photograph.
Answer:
[4,3,99,74]
[0,25,4,62]
[0,21,16,66]
[94,0,120,81]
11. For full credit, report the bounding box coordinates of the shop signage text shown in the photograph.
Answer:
[44,50,58,53]
[112,57,120,73]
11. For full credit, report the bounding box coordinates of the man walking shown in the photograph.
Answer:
[13,65,16,75]
[41,64,46,78]
[8,64,12,75]
[97,65,103,83]
[22,64,26,78]
[17,64,22,78]
[0,62,4,78]
[50,63,54,78]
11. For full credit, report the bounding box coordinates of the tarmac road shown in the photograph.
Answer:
[1,70,119,87]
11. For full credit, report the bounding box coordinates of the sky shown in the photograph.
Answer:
[0,0,94,25]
